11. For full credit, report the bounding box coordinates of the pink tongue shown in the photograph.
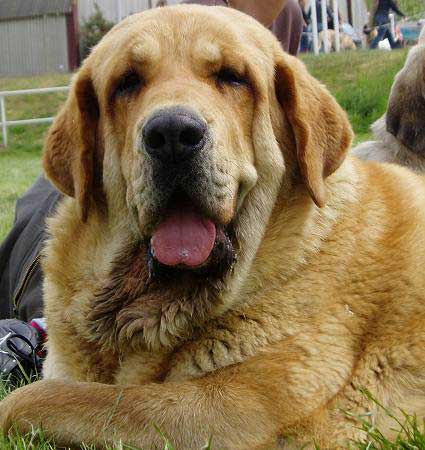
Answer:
[151,209,216,267]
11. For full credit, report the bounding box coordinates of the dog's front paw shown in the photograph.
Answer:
[0,392,15,435]
[0,380,56,436]
[0,387,29,436]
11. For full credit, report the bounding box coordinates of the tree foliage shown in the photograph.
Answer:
[79,3,114,61]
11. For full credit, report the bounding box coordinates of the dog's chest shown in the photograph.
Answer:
[114,351,170,384]
[114,309,291,384]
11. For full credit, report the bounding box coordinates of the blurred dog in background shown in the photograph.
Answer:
[319,29,357,51]
[353,26,425,171]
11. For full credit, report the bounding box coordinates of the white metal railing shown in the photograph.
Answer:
[309,0,341,54]
[0,86,69,148]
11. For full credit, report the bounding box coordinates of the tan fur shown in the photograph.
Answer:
[353,34,425,169]
[365,27,378,46]
[2,6,425,450]
[419,24,425,44]
[318,29,357,52]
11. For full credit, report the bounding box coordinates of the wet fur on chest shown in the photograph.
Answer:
[88,241,235,352]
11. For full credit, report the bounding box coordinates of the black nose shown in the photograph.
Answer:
[142,107,207,164]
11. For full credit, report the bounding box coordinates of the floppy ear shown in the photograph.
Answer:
[274,54,353,207]
[43,67,100,222]
[386,45,425,155]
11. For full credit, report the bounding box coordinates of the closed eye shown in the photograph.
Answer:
[113,71,143,98]
[215,67,247,87]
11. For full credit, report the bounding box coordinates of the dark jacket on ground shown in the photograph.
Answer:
[0,176,62,321]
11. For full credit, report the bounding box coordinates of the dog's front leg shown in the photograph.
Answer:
[0,339,354,449]
[0,377,281,449]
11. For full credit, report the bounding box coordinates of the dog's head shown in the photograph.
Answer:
[43,6,352,347]
[386,37,425,154]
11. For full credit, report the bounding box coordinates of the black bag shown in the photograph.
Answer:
[0,319,42,379]
[0,176,62,321]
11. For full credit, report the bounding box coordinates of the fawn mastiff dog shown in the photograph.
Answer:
[2,5,425,449]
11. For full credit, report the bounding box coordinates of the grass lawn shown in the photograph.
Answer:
[301,49,409,142]
[0,48,419,449]
[0,74,70,240]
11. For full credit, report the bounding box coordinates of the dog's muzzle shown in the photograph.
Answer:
[138,106,236,273]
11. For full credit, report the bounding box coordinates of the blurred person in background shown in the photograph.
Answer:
[306,0,335,32]
[299,0,311,52]
[182,0,304,55]
[370,0,406,48]
[298,0,336,52]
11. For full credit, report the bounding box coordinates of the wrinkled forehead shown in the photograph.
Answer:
[89,5,275,92]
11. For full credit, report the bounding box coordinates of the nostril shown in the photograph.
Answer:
[146,130,166,149]
[180,125,205,147]
[142,107,207,163]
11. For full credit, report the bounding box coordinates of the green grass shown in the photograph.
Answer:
[348,389,425,450]
[0,142,42,240]
[399,0,424,19]
[0,74,70,239]
[0,48,417,448]
[354,414,425,450]
[301,49,409,142]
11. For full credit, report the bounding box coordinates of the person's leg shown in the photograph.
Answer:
[300,29,309,52]
[370,24,388,48]
[385,26,398,48]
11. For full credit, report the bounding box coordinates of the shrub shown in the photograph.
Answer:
[79,3,114,61]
